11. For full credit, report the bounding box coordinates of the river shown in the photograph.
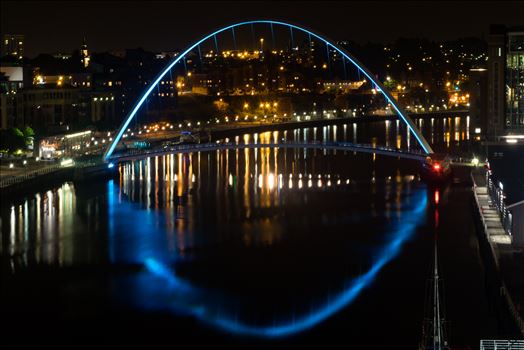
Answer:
[1,117,505,348]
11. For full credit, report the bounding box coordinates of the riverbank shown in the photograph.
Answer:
[0,161,118,200]
[471,168,524,337]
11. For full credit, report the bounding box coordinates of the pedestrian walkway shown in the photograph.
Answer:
[472,170,524,337]
[474,184,512,245]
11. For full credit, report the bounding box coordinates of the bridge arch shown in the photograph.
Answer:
[103,20,433,161]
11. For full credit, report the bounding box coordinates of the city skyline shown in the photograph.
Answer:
[1,2,523,348]
[2,1,524,57]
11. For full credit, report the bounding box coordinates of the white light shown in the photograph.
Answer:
[506,139,518,144]
[268,173,275,190]
[474,128,481,134]
[499,182,503,191]
[9,163,14,168]
[471,157,479,166]
[60,158,74,167]
[65,130,91,139]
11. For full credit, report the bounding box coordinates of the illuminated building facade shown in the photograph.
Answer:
[81,37,90,68]
[488,25,524,138]
[506,31,524,131]
[1,34,24,59]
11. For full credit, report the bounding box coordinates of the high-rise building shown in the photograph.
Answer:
[487,25,506,138]
[506,31,524,131]
[487,25,524,138]
[469,68,488,139]
[1,34,24,59]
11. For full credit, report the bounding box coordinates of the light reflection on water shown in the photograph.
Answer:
[248,115,472,154]
[1,116,473,337]
[2,183,79,265]
[109,146,428,337]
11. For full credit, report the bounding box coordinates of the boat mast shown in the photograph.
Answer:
[433,241,442,350]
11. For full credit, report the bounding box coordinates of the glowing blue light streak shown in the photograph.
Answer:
[143,190,427,338]
[144,258,194,293]
[104,20,433,161]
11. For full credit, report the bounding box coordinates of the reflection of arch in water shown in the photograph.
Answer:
[142,188,427,338]
[103,20,434,161]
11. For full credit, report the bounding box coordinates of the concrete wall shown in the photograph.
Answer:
[509,201,524,246]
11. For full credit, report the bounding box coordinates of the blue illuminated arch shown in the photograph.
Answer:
[103,20,433,160]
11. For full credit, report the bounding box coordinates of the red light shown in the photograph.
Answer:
[433,163,441,171]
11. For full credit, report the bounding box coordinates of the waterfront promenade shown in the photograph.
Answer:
[472,169,524,337]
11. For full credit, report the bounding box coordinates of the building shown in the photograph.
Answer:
[2,34,24,59]
[0,64,27,129]
[14,86,84,130]
[507,200,524,246]
[322,79,366,94]
[38,130,93,159]
[81,37,90,68]
[469,68,488,139]
[0,87,17,129]
[89,92,116,124]
[487,25,524,139]
[1,83,116,132]
[506,31,524,132]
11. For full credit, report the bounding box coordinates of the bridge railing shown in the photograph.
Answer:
[109,140,427,161]
[0,158,105,189]
[0,164,63,189]
[486,170,513,236]
[480,340,524,350]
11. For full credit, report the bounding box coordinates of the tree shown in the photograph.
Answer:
[23,126,35,138]
[0,128,26,153]
[23,126,35,147]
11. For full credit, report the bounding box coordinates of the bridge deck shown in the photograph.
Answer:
[110,141,428,162]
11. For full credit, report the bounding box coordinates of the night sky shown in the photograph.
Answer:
[1,1,523,58]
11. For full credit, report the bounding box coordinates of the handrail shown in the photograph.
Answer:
[0,164,63,188]
[110,140,427,162]
[471,172,524,336]
[0,160,104,189]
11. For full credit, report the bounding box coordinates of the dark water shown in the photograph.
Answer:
[0,118,504,348]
